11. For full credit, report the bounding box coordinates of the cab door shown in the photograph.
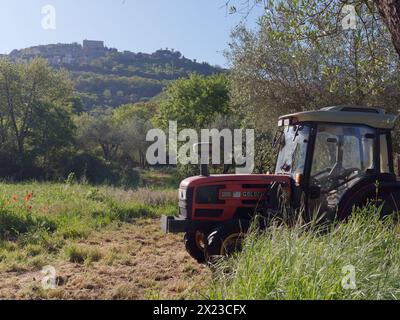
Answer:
[307,124,377,222]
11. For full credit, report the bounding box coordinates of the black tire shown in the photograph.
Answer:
[340,190,400,220]
[205,220,250,262]
[184,231,206,263]
[379,191,400,218]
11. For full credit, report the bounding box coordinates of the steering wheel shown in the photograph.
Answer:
[312,168,332,179]
[311,167,359,192]
[333,167,359,181]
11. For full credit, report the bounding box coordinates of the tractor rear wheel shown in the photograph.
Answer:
[378,191,400,219]
[339,190,400,221]
[184,231,206,263]
[205,220,250,262]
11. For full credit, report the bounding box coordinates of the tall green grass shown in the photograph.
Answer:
[0,183,177,240]
[210,206,400,300]
[0,182,177,271]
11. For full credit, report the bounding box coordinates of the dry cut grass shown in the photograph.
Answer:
[0,219,211,299]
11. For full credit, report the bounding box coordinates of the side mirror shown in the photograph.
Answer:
[309,185,321,200]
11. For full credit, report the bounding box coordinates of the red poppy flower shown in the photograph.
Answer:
[24,193,33,201]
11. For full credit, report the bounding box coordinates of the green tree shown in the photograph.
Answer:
[155,73,231,130]
[113,102,156,168]
[227,1,399,130]
[75,109,122,162]
[226,0,400,59]
[226,0,400,169]
[28,102,76,176]
[103,89,112,100]
[154,74,233,178]
[113,102,157,123]
[0,58,75,175]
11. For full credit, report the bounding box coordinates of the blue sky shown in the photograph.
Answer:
[0,0,262,66]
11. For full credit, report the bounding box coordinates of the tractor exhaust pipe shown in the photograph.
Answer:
[193,143,210,177]
[200,163,209,177]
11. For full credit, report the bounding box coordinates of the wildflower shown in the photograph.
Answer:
[24,193,33,201]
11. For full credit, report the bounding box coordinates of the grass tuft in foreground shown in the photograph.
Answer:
[65,244,103,264]
[210,205,400,300]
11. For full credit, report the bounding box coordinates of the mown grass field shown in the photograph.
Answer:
[0,181,211,299]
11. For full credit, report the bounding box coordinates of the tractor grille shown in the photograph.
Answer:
[195,209,223,218]
[195,185,225,204]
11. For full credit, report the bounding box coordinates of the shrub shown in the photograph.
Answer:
[0,206,57,241]
[105,201,156,222]
[63,153,141,187]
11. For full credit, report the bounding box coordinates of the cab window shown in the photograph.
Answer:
[275,124,310,176]
[311,124,375,192]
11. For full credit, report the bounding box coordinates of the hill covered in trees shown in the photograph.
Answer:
[6,41,224,110]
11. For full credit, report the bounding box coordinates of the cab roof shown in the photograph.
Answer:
[279,106,398,130]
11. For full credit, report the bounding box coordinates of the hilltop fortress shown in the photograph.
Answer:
[9,40,112,65]
[6,40,196,69]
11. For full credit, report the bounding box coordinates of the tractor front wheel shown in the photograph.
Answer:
[184,231,206,263]
[205,220,250,262]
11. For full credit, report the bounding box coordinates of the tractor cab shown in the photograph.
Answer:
[276,106,398,220]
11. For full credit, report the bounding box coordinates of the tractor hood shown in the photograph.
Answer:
[180,174,291,189]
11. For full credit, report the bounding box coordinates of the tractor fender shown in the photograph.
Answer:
[338,178,400,220]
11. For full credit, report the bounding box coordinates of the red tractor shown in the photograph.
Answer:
[161,106,400,262]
